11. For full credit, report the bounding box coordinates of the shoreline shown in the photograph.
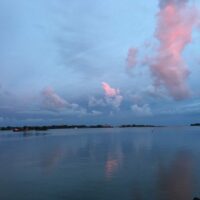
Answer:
[0,123,199,132]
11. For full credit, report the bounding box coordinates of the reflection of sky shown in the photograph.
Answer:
[0,0,200,125]
[0,128,200,199]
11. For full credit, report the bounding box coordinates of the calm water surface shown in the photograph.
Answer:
[0,127,200,200]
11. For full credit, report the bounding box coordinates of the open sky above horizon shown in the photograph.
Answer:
[0,0,200,126]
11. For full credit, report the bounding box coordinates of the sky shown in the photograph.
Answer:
[0,0,200,126]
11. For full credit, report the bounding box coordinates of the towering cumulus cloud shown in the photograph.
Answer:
[150,0,199,100]
[102,82,123,108]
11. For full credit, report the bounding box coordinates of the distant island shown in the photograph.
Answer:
[0,124,158,132]
[191,123,200,126]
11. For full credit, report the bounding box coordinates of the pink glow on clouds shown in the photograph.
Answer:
[126,48,138,69]
[149,2,200,100]
[41,87,87,114]
[102,82,120,97]
[101,82,123,108]
[42,87,68,109]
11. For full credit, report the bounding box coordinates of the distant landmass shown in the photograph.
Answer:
[191,123,200,126]
[0,124,158,132]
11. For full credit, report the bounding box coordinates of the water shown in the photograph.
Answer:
[0,127,200,200]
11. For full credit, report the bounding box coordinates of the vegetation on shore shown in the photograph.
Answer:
[0,124,157,132]
[2,123,200,132]
[191,123,200,126]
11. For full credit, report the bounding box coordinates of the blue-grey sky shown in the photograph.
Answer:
[0,0,200,126]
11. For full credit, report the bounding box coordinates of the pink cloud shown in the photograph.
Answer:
[101,82,123,109]
[149,2,199,100]
[42,87,68,109]
[41,87,89,115]
[102,82,120,97]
